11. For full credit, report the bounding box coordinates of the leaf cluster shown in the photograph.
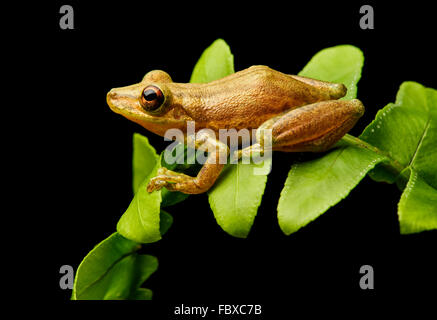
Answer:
[73,39,437,300]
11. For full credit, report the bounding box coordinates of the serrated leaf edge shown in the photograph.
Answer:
[278,147,385,235]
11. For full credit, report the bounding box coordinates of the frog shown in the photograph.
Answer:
[107,65,364,194]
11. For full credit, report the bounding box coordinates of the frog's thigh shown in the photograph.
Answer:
[241,99,363,155]
[147,135,229,194]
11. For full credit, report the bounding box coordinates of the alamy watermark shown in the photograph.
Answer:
[59,5,74,30]
[359,5,374,30]
[359,264,374,290]
[163,121,272,175]
[59,265,74,289]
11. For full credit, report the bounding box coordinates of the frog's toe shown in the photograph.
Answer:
[147,177,168,192]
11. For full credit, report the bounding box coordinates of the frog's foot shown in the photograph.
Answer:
[146,175,207,194]
[147,166,221,194]
[148,135,228,194]
[147,167,193,192]
[147,178,168,192]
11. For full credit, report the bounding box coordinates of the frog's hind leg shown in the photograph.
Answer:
[236,99,364,160]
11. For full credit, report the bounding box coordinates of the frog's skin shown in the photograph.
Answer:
[107,66,364,194]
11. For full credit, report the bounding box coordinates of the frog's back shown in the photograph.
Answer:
[171,65,346,132]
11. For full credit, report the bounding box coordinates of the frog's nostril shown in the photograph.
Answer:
[107,90,117,99]
[107,90,120,105]
[106,90,120,110]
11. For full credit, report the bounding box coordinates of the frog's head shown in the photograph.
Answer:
[107,70,191,137]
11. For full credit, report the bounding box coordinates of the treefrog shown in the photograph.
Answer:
[107,66,364,194]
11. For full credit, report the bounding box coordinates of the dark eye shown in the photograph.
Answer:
[140,85,164,112]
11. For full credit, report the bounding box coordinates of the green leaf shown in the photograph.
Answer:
[208,159,272,238]
[277,45,368,234]
[117,166,162,243]
[119,136,163,243]
[299,45,364,100]
[278,146,386,234]
[190,39,235,83]
[408,87,437,189]
[123,133,176,241]
[398,169,437,234]
[129,288,153,300]
[72,233,157,300]
[361,82,437,188]
[159,209,173,235]
[132,133,159,195]
[359,82,437,234]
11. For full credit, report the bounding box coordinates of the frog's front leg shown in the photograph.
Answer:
[235,99,365,159]
[147,131,229,194]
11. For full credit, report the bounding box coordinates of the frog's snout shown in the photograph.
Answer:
[106,89,116,102]
[106,88,135,116]
[106,85,142,115]
[107,90,116,99]
[106,89,120,113]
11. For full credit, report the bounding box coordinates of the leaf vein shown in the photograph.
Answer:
[409,117,431,169]
[76,250,139,299]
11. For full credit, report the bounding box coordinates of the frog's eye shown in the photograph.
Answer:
[140,85,164,112]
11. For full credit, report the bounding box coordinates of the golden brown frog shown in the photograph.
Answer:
[107,66,364,194]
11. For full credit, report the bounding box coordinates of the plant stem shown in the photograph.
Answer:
[339,134,405,174]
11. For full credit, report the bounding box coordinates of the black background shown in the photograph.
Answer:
[31,0,436,315]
